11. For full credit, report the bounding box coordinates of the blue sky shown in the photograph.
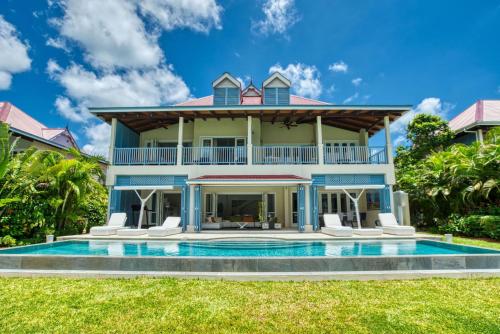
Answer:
[0,0,499,155]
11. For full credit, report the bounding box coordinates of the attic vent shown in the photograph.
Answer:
[214,87,240,106]
[264,87,290,105]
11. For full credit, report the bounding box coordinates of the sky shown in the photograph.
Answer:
[0,0,499,156]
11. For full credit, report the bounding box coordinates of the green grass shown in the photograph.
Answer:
[0,277,499,333]
[447,236,500,250]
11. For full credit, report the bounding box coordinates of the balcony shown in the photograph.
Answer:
[112,146,387,166]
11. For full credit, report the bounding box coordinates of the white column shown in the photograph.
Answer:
[304,185,313,232]
[477,129,484,144]
[108,118,117,164]
[316,116,324,165]
[247,115,253,165]
[384,116,393,164]
[389,185,395,214]
[187,184,196,232]
[176,116,184,165]
[283,187,289,227]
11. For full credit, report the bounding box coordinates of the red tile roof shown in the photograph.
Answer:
[449,100,500,132]
[0,102,77,149]
[175,94,329,107]
[191,175,309,181]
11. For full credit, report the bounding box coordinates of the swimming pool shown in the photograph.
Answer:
[1,239,499,257]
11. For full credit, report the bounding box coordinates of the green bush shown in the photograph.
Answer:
[439,214,500,240]
[0,235,16,247]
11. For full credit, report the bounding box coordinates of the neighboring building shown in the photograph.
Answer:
[0,101,78,152]
[91,72,410,232]
[449,100,500,144]
[0,101,108,171]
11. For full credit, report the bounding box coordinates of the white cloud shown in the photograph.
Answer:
[46,37,69,52]
[82,122,111,157]
[138,0,222,33]
[343,92,359,104]
[328,61,348,73]
[53,0,163,69]
[352,77,362,86]
[269,63,322,99]
[391,97,454,146]
[0,16,31,90]
[252,0,300,37]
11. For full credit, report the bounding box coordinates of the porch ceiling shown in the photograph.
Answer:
[91,105,410,135]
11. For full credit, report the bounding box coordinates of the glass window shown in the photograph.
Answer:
[320,193,328,213]
[366,191,380,210]
[292,192,298,224]
[330,193,338,213]
[267,194,276,218]
[205,193,214,217]
[340,193,347,212]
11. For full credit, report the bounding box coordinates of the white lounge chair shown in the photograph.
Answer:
[89,213,127,236]
[321,214,353,237]
[116,227,148,236]
[377,213,415,236]
[148,217,182,237]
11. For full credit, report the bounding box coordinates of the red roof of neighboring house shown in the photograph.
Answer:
[0,102,78,149]
[176,94,329,107]
[449,100,500,132]
[190,175,310,181]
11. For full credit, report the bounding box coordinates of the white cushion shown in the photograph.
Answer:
[353,228,383,236]
[378,213,399,227]
[323,214,343,228]
[321,227,353,237]
[116,228,147,236]
[161,217,181,229]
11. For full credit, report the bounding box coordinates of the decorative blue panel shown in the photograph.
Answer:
[109,190,121,214]
[194,185,202,232]
[115,121,139,148]
[312,174,385,186]
[297,184,305,232]
[310,185,319,231]
[379,185,392,213]
[264,87,290,105]
[213,87,240,105]
[181,186,189,231]
[115,175,187,187]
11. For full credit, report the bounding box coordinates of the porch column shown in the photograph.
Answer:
[187,184,196,232]
[316,116,324,165]
[477,129,484,144]
[389,184,395,214]
[194,185,202,232]
[247,115,253,165]
[108,118,117,164]
[176,116,184,165]
[310,185,319,231]
[304,185,313,232]
[384,116,393,164]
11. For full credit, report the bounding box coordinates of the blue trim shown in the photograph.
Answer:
[181,185,189,231]
[115,175,187,187]
[312,174,385,186]
[114,121,139,148]
[297,185,305,232]
[310,185,319,231]
[380,185,392,213]
[194,185,202,232]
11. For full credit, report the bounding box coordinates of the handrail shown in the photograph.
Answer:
[182,146,247,165]
[253,146,318,165]
[113,147,177,165]
[324,146,387,164]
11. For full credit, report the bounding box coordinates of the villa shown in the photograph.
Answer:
[91,72,411,233]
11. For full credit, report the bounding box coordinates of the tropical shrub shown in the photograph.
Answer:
[0,123,108,245]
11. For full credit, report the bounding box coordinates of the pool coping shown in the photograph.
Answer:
[0,238,499,276]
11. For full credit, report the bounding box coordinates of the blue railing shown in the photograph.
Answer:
[253,146,318,165]
[113,147,177,165]
[323,146,387,164]
[182,146,247,165]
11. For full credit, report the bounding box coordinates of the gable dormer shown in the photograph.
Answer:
[241,81,261,97]
[212,73,241,106]
[262,72,291,105]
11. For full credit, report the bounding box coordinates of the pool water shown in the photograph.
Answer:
[1,239,498,257]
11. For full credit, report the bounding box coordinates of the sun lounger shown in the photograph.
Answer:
[377,213,415,236]
[89,213,127,236]
[321,214,353,237]
[147,217,182,237]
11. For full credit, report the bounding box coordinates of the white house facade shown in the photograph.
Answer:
[91,72,410,232]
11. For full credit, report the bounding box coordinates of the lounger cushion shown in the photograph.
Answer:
[148,227,182,237]
[323,214,343,228]
[380,226,415,236]
[321,227,353,237]
[162,217,181,228]
[116,228,147,236]
[90,213,128,236]
[353,228,383,236]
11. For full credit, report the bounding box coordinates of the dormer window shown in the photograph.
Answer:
[262,72,291,105]
[212,73,241,106]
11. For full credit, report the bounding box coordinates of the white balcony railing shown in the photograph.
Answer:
[253,146,318,165]
[113,147,177,165]
[182,146,247,165]
[323,146,387,164]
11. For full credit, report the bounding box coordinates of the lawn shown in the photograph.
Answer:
[448,236,500,250]
[0,277,499,334]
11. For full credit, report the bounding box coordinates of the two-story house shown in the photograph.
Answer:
[91,72,410,232]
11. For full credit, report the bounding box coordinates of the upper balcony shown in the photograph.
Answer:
[112,145,387,166]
